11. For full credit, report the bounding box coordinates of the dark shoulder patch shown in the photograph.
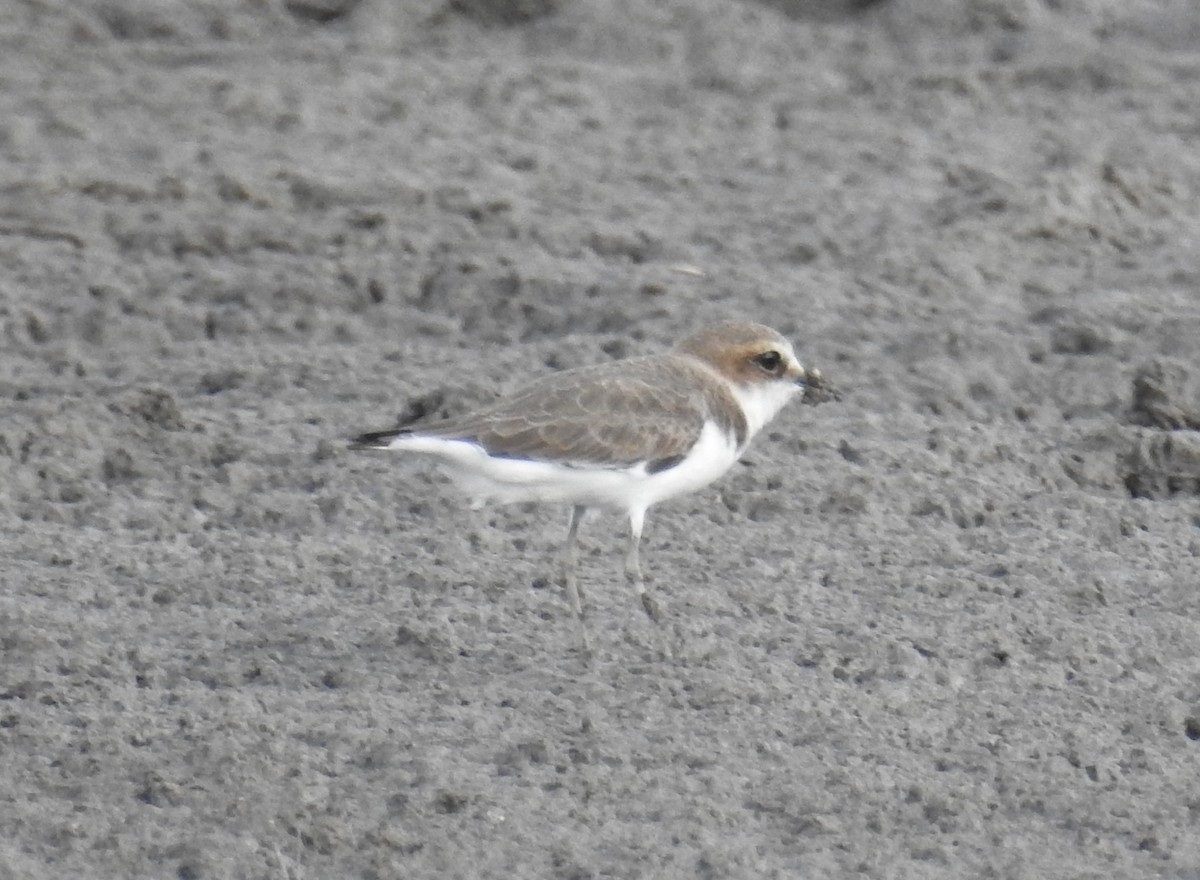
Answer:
[646,454,686,474]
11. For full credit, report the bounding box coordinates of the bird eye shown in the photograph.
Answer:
[753,350,782,373]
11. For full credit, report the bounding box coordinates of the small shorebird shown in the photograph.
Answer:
[350,321,833,654]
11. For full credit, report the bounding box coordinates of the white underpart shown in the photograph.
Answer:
[389,418,740,515]
[727,371,803,439]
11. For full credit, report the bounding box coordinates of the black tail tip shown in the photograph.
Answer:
[348,429,402,450]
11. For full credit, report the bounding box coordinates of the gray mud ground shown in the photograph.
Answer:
[3,1,1200,878]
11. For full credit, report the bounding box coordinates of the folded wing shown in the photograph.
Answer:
[354,357,735,472]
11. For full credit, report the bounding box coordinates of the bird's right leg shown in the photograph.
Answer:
[562,504,590,655]
[625,508,674,659]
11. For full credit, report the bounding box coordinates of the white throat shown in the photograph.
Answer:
[728,379,801,443]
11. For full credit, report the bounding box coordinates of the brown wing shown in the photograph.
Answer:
[402,355,734,469]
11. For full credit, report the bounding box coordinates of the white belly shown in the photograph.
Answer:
[394,419,740,514]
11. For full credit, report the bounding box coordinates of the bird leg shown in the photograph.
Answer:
[625,510,674,659]
[625,509,663,626]
[562,505,590,655]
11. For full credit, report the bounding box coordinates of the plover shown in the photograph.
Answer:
[350,321,832,654]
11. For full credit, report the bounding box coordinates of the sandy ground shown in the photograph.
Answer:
[3,0,1200,877]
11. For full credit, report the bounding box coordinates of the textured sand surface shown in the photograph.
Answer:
[3,1,1200,878]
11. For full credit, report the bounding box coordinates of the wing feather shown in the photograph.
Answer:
[401,356,727,468]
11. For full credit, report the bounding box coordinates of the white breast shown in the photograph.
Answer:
[728,378,802,440]
[627,418,741,511]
